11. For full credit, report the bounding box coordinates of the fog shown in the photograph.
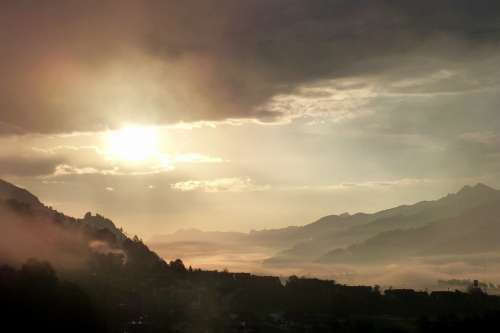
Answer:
[149,240,500,293]
[0,205,123,271]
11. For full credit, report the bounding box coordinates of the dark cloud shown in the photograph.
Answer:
[1,1,500,134]
[0,155,63,177]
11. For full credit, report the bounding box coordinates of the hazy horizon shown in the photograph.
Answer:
[5,176,498,237]
[4,178,500,292]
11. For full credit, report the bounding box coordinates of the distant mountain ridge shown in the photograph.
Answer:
[319,199,500,263]
[267,183,500,264]
[154,183,500,267]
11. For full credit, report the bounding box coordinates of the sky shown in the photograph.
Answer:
[1,1,500,238]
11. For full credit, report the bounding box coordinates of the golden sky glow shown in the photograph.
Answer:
[1,1,500,240]
[106,126,160,162]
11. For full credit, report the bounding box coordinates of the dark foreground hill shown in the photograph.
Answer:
[2,179,500,332]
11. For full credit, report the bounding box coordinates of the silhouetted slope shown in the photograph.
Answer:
[0,179,43,208]
[0,179,127,239]
[0,179,133,269]
[81,212,127,241]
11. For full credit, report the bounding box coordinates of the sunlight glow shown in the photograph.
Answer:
[106,126,159,162]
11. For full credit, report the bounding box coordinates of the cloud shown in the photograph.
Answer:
[53,165,118,176]
[278,178,439,192]
[260,79,377,124]
[341,178,440,190]
[0,130,226,179]
[2,1,500,134]
[32,145,103,155]
[0,155,63,177]
[390,70,455,89]
[51,163,174,177]
[171,177,270,193]
[460,131,500,146]
[173,153,225,164]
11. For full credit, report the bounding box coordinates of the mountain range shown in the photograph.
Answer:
[152,183,500,268]
[2,178,500,273]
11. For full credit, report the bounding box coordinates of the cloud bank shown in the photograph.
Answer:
[2,1,500,134]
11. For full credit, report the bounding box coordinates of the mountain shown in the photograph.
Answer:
[153,183,500,268]
[0,179,135,268]
[81,211,127,241]
[0,179,43,208]
[263,183,500,265]
[319,200,500,263]
[0,179,127,240]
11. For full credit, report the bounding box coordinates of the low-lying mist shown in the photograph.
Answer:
[149,240,500,293]
[0,205,124,271]
[1,209,86,269]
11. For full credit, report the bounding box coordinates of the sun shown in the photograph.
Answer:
[106,126,159,162]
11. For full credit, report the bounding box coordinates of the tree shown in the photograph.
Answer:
[170,259,186,272]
